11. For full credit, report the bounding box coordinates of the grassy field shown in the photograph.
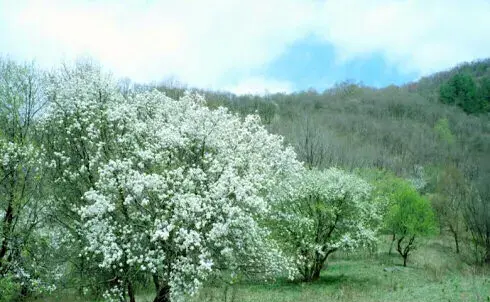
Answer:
[34,236,490,302]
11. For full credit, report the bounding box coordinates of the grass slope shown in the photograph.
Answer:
[34,236,490,302]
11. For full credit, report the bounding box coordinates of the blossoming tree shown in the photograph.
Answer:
[42,65,302,302]
[272,168,380,281]
[41,62,126,296]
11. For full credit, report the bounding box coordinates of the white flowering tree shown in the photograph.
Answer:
[42,65,302,302]
[272,168,380,281]
[40,61,127,296]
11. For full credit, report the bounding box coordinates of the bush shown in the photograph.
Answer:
[0,274,20,302]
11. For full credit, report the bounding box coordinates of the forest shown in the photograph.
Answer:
[1,57,489,302]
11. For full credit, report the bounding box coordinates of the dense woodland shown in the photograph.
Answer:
[0,57,489,302]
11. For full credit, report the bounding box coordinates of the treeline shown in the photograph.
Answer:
[408,58,490,113]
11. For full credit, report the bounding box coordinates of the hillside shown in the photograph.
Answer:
[157,60,490,195]
[2,57,489,302]
[407,58,490,98]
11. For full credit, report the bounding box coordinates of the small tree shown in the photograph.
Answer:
[386,183,437,266]
[273,168,380,281]
[431,166,468,254]
[356,169,410,255]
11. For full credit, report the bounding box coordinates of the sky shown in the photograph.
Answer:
[1,0,490,94]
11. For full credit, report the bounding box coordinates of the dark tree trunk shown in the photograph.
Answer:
[127,281,136,302]
[311,267,321,281]
[78,254,85,296]
[153,274,160,294]
[0,200,14,272]
[153,283,171,302]
[454,232,460,254]
[449,225,460,254]
[396,235,415,267]
[303,249,336,282]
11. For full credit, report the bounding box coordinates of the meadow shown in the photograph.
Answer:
[33,236,490,302]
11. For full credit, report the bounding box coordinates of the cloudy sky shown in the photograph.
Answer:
[1,0,490,94]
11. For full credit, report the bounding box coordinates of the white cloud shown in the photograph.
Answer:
[225,77,294,95]
[0,0,318,89]
[314,0,490,76]
[1,0,489,92]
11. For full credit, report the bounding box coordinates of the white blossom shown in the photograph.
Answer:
[43,68,302,301]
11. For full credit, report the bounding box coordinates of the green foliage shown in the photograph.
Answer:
[439,73,476,106]
[386,183,437,238]
[357,169,412,227]
[413,58,490,101]
[384,181,437,266]
[0,273,20,302]
[439,72,490,113]
[477,77,490,111]
[433,118,455,145]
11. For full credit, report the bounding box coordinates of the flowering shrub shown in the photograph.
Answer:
[42,66,302,302]
[272,168,380,281]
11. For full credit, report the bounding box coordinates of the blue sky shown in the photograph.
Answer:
[1,0,490,94]
[260,36,418,91]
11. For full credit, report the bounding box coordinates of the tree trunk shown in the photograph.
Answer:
[78,254,85,296]
[396,235,415,267]
[0,200,14,272]
[127,281,136,302]
[153,274,160,294]
[454,232,460,254]
[311,267,321,281]
[449,225,460,254]
[153,283,171,302]
[304,249,336,282]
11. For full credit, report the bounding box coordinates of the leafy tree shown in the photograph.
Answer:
[355,169,409,255]
[273,168,380,281]
[386,182,437,266]
[439,73,482,113]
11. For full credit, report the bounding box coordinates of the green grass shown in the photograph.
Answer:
[32,236,490,302]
